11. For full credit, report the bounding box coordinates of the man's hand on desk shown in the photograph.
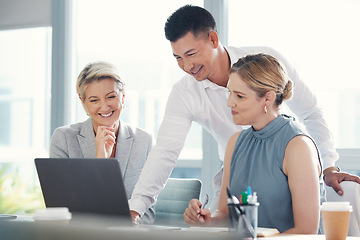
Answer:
[130,210,141,225]
[323,167,360,195]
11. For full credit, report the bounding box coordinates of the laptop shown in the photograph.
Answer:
[34,158,132,223]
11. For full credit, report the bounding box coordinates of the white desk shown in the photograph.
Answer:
[264,234,360,239]
[180,226,360,239]
[2,215,360,240]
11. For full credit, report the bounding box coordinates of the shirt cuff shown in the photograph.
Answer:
[321,152,339,170]
[128,197,153,217]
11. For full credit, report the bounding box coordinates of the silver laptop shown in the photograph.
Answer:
[35,158,132,223]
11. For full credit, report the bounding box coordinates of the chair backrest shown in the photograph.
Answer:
[154,178,202,227]
[325,181,360,236]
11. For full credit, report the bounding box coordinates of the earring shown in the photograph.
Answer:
[264,105,267,114]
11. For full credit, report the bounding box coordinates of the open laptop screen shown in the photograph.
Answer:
[35,158,131,222]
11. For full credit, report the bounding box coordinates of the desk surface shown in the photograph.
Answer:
[263,234,360,240]
[2,215,360,240]
[180,226,360,239]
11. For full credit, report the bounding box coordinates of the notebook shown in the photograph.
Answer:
[34,158,132,223]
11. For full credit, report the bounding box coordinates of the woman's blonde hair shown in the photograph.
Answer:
[229,53,293,106]
[76,61,125,101]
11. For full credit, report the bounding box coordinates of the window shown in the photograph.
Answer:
[0,27,51,170]
[228,0,360,175]
[0,27,51,212]
[72,0,203,178]
[228,0,360,147]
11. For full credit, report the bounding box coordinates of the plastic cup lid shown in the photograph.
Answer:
[320,201,353,212]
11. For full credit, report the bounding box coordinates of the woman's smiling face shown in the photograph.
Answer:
[83,78,124,129]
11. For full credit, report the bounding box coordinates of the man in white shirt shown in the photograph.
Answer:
[129,5,360,222]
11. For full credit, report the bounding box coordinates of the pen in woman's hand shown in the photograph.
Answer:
[197,194,209,219]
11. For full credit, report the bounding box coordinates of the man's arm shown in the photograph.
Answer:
[128,84,193,220]
[267,47,360,194]
[264,47,338,167]
[323,167,360,195]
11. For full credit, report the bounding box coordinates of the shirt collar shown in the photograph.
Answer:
[200,46,235,90]
[201,79,224,89]
[224,46,239,67]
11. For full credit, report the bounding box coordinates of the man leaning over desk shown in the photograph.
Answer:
[128,5,360,223]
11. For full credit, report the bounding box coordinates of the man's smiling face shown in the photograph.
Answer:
[171,31,217,81]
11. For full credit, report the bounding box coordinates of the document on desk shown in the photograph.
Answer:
[181,226,279,237]
[257,227,280,237]
[181,227,229,233]
[108,225,182,232]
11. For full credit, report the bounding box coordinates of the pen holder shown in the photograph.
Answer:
[227,202,241,231]
[226,187,259,239]
[238,203,259,238]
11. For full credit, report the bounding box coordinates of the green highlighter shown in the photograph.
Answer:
[241,191,248,205]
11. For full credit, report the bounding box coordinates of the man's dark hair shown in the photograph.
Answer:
[164,5,216,42]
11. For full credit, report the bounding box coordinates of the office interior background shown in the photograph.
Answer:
[0,0,359,214]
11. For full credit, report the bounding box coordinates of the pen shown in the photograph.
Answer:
[227,187,242,229]
[241,191,248,205]
[227,187,240,205]
[247,186,252,196]
[197,193,209,219]
[240,186,258,205]
[251,192,257,204]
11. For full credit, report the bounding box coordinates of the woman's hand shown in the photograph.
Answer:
[183,199,211,226]
[95,126,116,158]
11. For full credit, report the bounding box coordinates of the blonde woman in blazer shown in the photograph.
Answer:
[49,61,154,224]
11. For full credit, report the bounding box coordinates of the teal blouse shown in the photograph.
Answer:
[229,114,325,232]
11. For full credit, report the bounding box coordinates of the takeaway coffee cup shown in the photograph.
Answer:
[320,202,353,240]
[34,207,72,224]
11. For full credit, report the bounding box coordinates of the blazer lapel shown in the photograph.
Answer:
[116,120,133,178]
[77,118,97,158]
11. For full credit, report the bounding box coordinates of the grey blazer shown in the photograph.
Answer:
[50,118,155,224]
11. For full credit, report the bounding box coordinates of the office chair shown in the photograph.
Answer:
[325,181,360,236]
[154,178,202,228]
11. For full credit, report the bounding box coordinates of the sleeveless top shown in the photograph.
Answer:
[229,114,325,233]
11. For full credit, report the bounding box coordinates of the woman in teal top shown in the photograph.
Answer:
[184,53,323,234]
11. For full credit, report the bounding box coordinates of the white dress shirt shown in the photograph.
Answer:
[129,46,339,216]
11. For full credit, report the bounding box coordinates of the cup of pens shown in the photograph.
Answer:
[227,186,259,239]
